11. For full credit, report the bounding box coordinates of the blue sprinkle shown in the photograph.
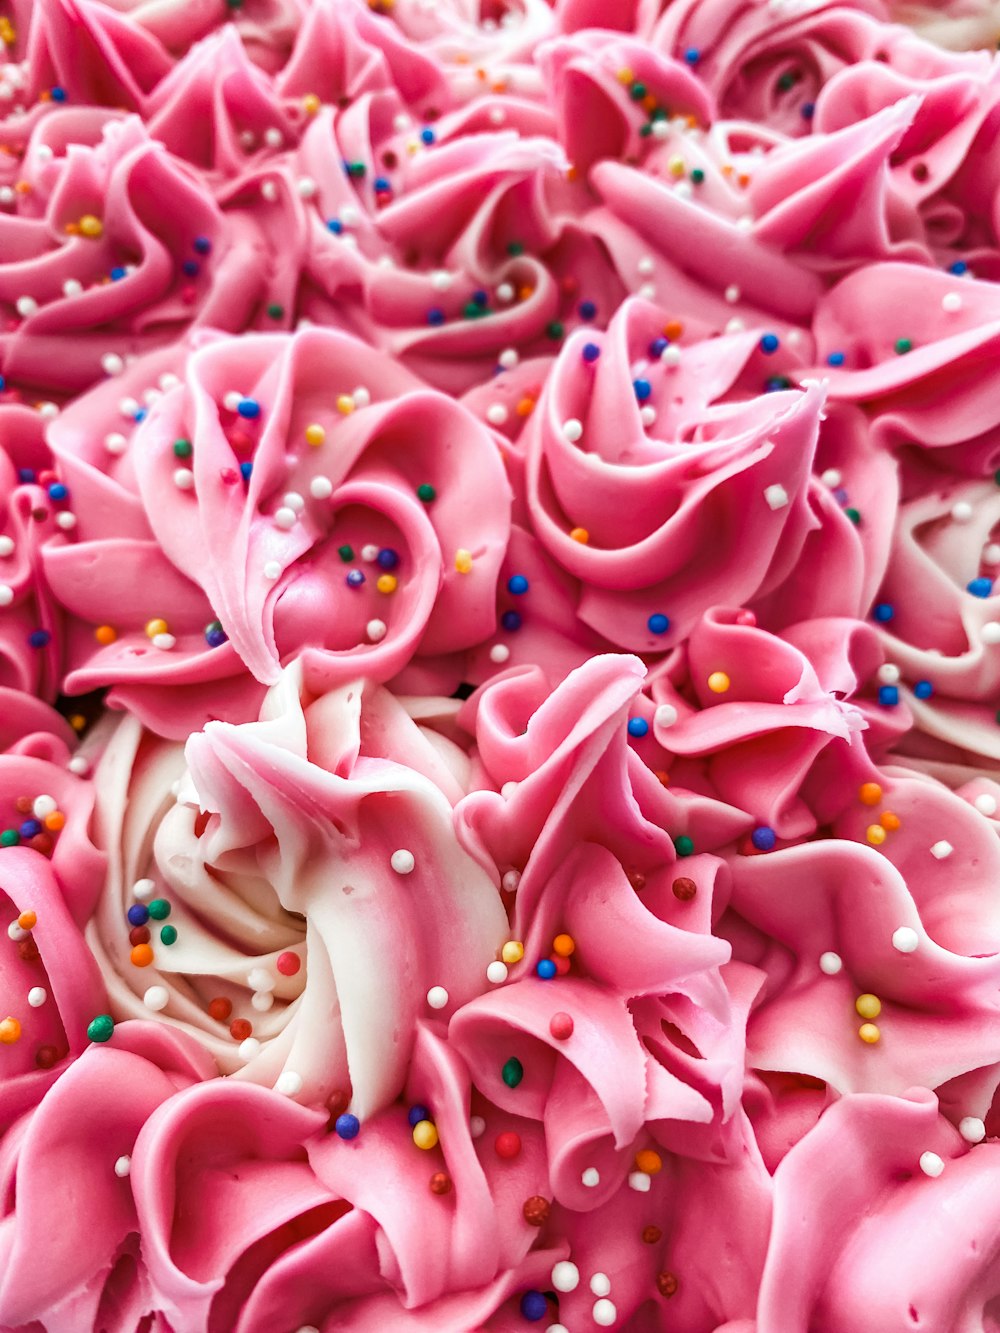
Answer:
[472,289,489,308]
[914,680,934,699]
[536,959,557,980]
[427,307,445,326]
[407,1104,430,1128]
[833,487,849,506]
[873,603,894,622]
[377,548,400,570]
[949,260,968,275]
[28,629,50,649]
[335,1113,360,1141]
[507,574,529,595]
[684,47,700,64]
[47,482,68,501]
[649,336,668,358]
[578,300,597,320]
[237,398,260,420]
[967,577,993,598]
[50,86,66,102]
[801,101,816,120]
[0,376,6,392]
[19,819,41,839]
[127,904,149,927]
[182,259,200,277]
[633,378,652,401]
[582,342,601,363]
[520,1291,548,1322]
[373,176,391,192]
[326,218,344,234]
[420,127,436,145]
[17,469,35,484]
[827,351,846,367]
[239,461,253,480]
[648,613,670,634]
[346,569,365,588]
[204,626,227,648]
[878,684,899,707]
[627,717,649,738]
[109,266,127,281]
[764,377,787,393]
[133,408,147,423]
[751,826,777,851]
[759,332,780,354]
[501,610,522,631]
[193,236,212,255]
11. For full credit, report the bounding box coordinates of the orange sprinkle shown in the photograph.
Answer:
[475,67,488,81]
[518,285,534,302]
[301,93,321,116]
[880,811,901,831]
[94,625,117,646]
[552,933,575,957]
[635,1149,663,1175]
[17,910,36,931]
[721,164,734,177]
[663,320,683,340]
[0,1017,21,1044]
[641,94,657,113]
[569,527,589,544]
[515,397,535,418]
[130,943,154,968]
[859,782,882,806]
[64,222,80,235]
[685,114,698,128]
[654,770,670,786]
[566,165,579,182]
[14,180,31,195]
[491,80,506,94]
[738,172,751,188]
[69,715,86,732]
[43,811,65,832]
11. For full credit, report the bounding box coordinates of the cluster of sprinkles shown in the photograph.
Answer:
[0,791,66,854]
[4,907,59,1064]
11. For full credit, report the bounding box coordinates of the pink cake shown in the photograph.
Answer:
[2,0,1000,1329]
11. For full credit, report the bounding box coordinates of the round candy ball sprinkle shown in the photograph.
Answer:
[523,1196,551,1226]
[335,1113,360,1141]
[412,1119,439,1150]
[502,1056,524,1087]
[519,1291,548,1322]
[390,849,415,874]
[87,1014,114,1043]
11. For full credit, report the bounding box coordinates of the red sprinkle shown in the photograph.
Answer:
[129,926,151,946]
[549,1012,574,1041]
[276,951,301,976]
[35,1045,59,1069]
[494,1131,521,1160]
[209,997,233,1022]
[229,1017,252,1041]
[550,953,572,977]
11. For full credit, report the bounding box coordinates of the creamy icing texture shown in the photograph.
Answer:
[3,0,1000,1329]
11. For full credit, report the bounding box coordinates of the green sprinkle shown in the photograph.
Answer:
[994,469,1000,487]
[173,438,192,459]
[630,82,647,100]
[464,301,487,319]
[502,1057,524,1088]
[506,241,525,257]
[690,168,705,184]
[0,829,19,847]
[777,71,797,92]
[675,835,695,857]
[651,107,667,122]
[266,303,284,320]
[894,337,913,355]
[338,544,355,563]
[845,508,861,526]
[639,123,652,138]
[546,321,565,340]
[417,483,436,503]
[87,1014,114,1043]
[347,161,366,179]
[160,924,178,946]
[224,0,242,9]
[147,898,171,921]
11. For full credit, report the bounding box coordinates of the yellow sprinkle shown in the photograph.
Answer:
[94,625,117,645]
[501,940,524,965]
[144,618,168,639]
[78,214,103,238]
[855,993,882,1020]
[569,527,589,544]
[634,1149,662,1175]
[336,395,355,415]
[304,423,325,447]
[0,1017,21,1044]
[866,824,886,846]
[858,1022,881,1044]
[552,933,575,957]
[454,549,473,574]
[616,67,634,85]
[668,156,686,178]
[412,1119,439,1150]
[376,574,397,595]
[707,671,730,694]
[302,93,321,116]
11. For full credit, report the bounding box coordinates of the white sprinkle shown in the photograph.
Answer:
[223,390,243,412]
[339,204,360,228]
[310,476,333,499]
[68,755,90,775]
[821,468,842,487]
[551,1261,580,1292]
[101,353,124,377]
[593,1299,618,1327]
[152,633,176,651]
[159,373,181,392]
[496,282,515,304]
[877,663,901,685]
[114,1156,132,1178]
[590,1273,611,1297]
[430,270,453,291]
[173,468,194,491]
[426,986,449,1010]
[0,185,13,203]
[819,951,843,975]
[654,703,678,728]
[725,317,746,334]
[891,926,919,953]
[974,793,998,817]
[239,1037,262,1061]
[273,507,297,530]
[501,870,521,893]
[366,618,387,642]
[638,282,657,300]
[498,348,519,369]
[391,848,415,874]
[628,1170,652,1192]
[283,491,305,513]
[119,397,140,420]
[105,432,128,456]
[489,107,505,124]
[296,176,317,199]
[486,960,508,984]
[264,560,282,580]
[919,1151,944,1178]
[56,512,77,531]
[36,401,56,421]
[133,879,155,900]
[674,180,693,200]
[764,483,789,510]
[581,1167,600,1187]
[276,1070,303,1096]
[640,405,657,426]
[27,986,46,1007]
[251,990,274,1012]
[661,344,682,367]
[35,144,53,164]
[361,545,380,562]
[985,544,1000,565]
[960,1116,986,1143]
[981,623,1000,645]
[942,292,962,312]
[724,284,741,304]
[143,985,169,1011]
[6,921,26,942]
[637,256,655,275]
[489,644,510,664]
[352,386,371,409]
[951,501,974,523]
[486,403,509,426]
[261,180,279,202]
[0,537,13,557]
[247,967,275,993]
[15,296,38,318]
[31,794,56,820]
[562,418,583,442]
[469,1114,486,1138]
[264,127,283,148]
[294,1327,319,1333]
[931,840,954,860]
[0,585,13,607]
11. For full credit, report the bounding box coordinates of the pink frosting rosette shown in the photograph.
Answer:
[758,1088,1000,1332]
[43,325,511,737]
[87,661,508,1117]
[0,1021,221,1333]
[522,296,823,651]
